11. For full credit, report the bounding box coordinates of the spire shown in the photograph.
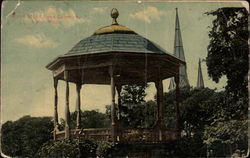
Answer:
[196,58,204,88]
[173,8,185,61]
[169,8,189,90]
[169,78,176,90]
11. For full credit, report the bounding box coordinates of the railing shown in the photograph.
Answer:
[121,128,178,142]
[56,128,111,141]
[80,128,111,141]
[56,128,178,143]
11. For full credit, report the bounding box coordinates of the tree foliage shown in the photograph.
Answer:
[205,8,248,155]
[1,116,53,157]
[118,83,156,128]
[60,110,111,130]
[204,120,247,145]
[120,83,148,104]
[2,85,247,157]
[164,87,247,156]
[164,87,218,133]
[206,7,248,96]
[36,138,97,158]
[203,92,248,150]
[164,86,193,128]
[121,100,156,128]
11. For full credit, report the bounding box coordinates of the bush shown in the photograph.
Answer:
[96,141,114,158]
[1,116,53,157]
[36,138,97,158]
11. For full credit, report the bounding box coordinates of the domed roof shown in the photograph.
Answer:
[63,8,170,57]
[94,25,135,35]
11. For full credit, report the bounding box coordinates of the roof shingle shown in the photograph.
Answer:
[64,33,170,57]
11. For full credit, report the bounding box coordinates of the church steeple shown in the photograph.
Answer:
[196,58,204,88]
[169,8,189,90]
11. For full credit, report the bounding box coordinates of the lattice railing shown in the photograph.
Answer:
[56,128,177,142]
[120,128,177,142]
[56,128,111,141]
[79,128,111,141]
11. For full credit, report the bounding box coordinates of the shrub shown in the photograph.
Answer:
[36,138,97,158]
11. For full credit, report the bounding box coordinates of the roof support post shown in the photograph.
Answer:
[53,78,59,140]
[64,71,71,139]
[116,84,122,121]
[154,68,165,128]
[109,66,117,143]
[154,68,165,141]
[116,84,123,141]
[158,78,164,128]
[174,70,181,139]
[76,83,82,129]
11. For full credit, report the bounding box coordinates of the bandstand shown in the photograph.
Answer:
[46,8,184,143]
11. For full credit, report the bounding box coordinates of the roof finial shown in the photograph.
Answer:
[111,8,119,25]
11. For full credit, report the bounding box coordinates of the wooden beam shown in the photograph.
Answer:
[57,62,177,85]
[53,65,65,77]
[174,70,180,139]
[109,66,117,143]
[76,83,82,129]
[155,81,160,122]
[153,68,166,141]
[65,62,111,71]
[64,71,70,139]
[158,78,164,126]
[47,51,184,72]
[116,84,122,121]
[53,78,59,140]
[160,66,178,76]
[154,68,165,128]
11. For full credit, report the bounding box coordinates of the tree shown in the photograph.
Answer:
[1,112,110,157]
[163,86,248,156]
[120,84,148,104]
[119,101,156,128]
[103,83,156,128]
[118,83,154,128]
[1,116,53,157]
[150,87,220,156]
[60,110,111,129]
[206,7,248,96]
[203,92,248,156]
[164,86,193,128]
[205,8,248,156]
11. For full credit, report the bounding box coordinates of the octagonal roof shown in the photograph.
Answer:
[64,33,168,57]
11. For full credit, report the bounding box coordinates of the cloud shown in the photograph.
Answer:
[129,6,166,23]
[91,7,107,14]
[21,6,89,28]
[15,33,59,48]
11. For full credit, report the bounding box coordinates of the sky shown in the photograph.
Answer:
[1,0,247,123]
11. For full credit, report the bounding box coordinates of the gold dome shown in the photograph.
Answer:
[94,8,136,35]
[94,25,135,35]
